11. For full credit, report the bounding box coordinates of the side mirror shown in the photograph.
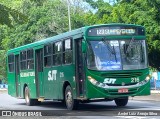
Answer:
[82,40,87,53]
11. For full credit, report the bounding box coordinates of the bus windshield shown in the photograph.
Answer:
[87,39,147,71]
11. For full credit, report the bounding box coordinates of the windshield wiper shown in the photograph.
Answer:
[126,37,134,54]
[101,37,117,62]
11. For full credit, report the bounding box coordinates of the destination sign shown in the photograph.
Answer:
[87,26,144,36]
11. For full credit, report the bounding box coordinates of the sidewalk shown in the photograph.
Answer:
[129,90,160,102]
[0,88,7,90]
[0,88,7,93]
[151,90,160,94]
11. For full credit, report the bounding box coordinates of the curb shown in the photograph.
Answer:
[0,89,7,92]
[151,90,160,94]
[129,94,160,102]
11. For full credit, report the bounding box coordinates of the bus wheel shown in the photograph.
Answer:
[25,86,39,106]
[114,97,128,107]
[65,85,78,110]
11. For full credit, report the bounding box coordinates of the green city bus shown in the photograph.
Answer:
[7,24,150,110]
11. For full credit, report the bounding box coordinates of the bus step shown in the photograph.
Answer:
[38,97,44,102]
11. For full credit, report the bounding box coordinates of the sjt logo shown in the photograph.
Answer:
[103,78,116,84]
[48,70,57,81]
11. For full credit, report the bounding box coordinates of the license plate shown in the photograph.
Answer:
[118,88,128,93]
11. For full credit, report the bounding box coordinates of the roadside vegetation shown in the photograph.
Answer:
[0,0,160,81]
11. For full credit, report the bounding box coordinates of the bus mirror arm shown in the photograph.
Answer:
[82,40,87,53]
[83,53,87,65]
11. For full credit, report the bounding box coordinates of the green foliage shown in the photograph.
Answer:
[0,50,6,80]
[0,3,28,27]
[0,0,87,80]
[85,0,160,70]
[1,0,160,81]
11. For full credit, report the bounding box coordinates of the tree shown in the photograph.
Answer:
[0,50,6,80]
[0,3,27,27]
[0,0,90,81]
[86,0,160,70]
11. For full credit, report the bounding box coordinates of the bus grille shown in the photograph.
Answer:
[101,72,142,78]
[107,83,137,86]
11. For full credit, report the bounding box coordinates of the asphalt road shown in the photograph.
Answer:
[0,92,160,119]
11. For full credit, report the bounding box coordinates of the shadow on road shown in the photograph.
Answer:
[16,100,147,111]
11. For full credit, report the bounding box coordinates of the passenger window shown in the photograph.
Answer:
[20,51,27,70]
[27,49,34,69]
[44,44,52,67]
[63,39,72,64]
[8,54,14,72]
[53,41,62,66]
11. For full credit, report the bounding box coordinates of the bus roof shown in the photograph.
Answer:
[87,23,144,28]
[7,23,143,54]
[7,27,85,54]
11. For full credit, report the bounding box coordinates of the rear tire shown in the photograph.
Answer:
[25,86,40,106]
[114,97,128,107]
[65,85,79,110]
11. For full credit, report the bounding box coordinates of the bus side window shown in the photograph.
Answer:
[44,44,52,67]
[20,51,27,70]
[63,39,72,64]
[8,54,15,72]
[53,41,62,66]
[27,49,34,69]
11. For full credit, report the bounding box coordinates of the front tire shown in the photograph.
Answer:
[114,97,128,107]
[65,85,79,110]
[25,86,40,106]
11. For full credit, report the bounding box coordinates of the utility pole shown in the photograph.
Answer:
[67,0,71,31]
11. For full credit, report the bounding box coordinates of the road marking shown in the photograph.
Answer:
[115,116,147,119]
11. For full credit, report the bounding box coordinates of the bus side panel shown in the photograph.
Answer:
[59,65,76,99]
[8,73,16,97]
[28,77,37,99]
[43,66,63,99]
[20,71,37,98]
[43,65,75,100]
[38,72,44,97]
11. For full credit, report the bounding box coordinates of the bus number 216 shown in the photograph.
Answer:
[131,77,139,83]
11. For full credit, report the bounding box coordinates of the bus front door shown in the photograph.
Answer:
[35,49,44,97]
[75,39,85,97]
[15,54,21,97]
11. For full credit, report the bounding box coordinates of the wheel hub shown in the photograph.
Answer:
[25,89,29,103]
[66,91,72,105]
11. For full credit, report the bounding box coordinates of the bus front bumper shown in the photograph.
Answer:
[86,78,150,99]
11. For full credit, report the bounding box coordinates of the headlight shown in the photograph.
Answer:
[145,75,151,81]
[88,76,97,85]
[138,75,151,86]
[88,76,106,88]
